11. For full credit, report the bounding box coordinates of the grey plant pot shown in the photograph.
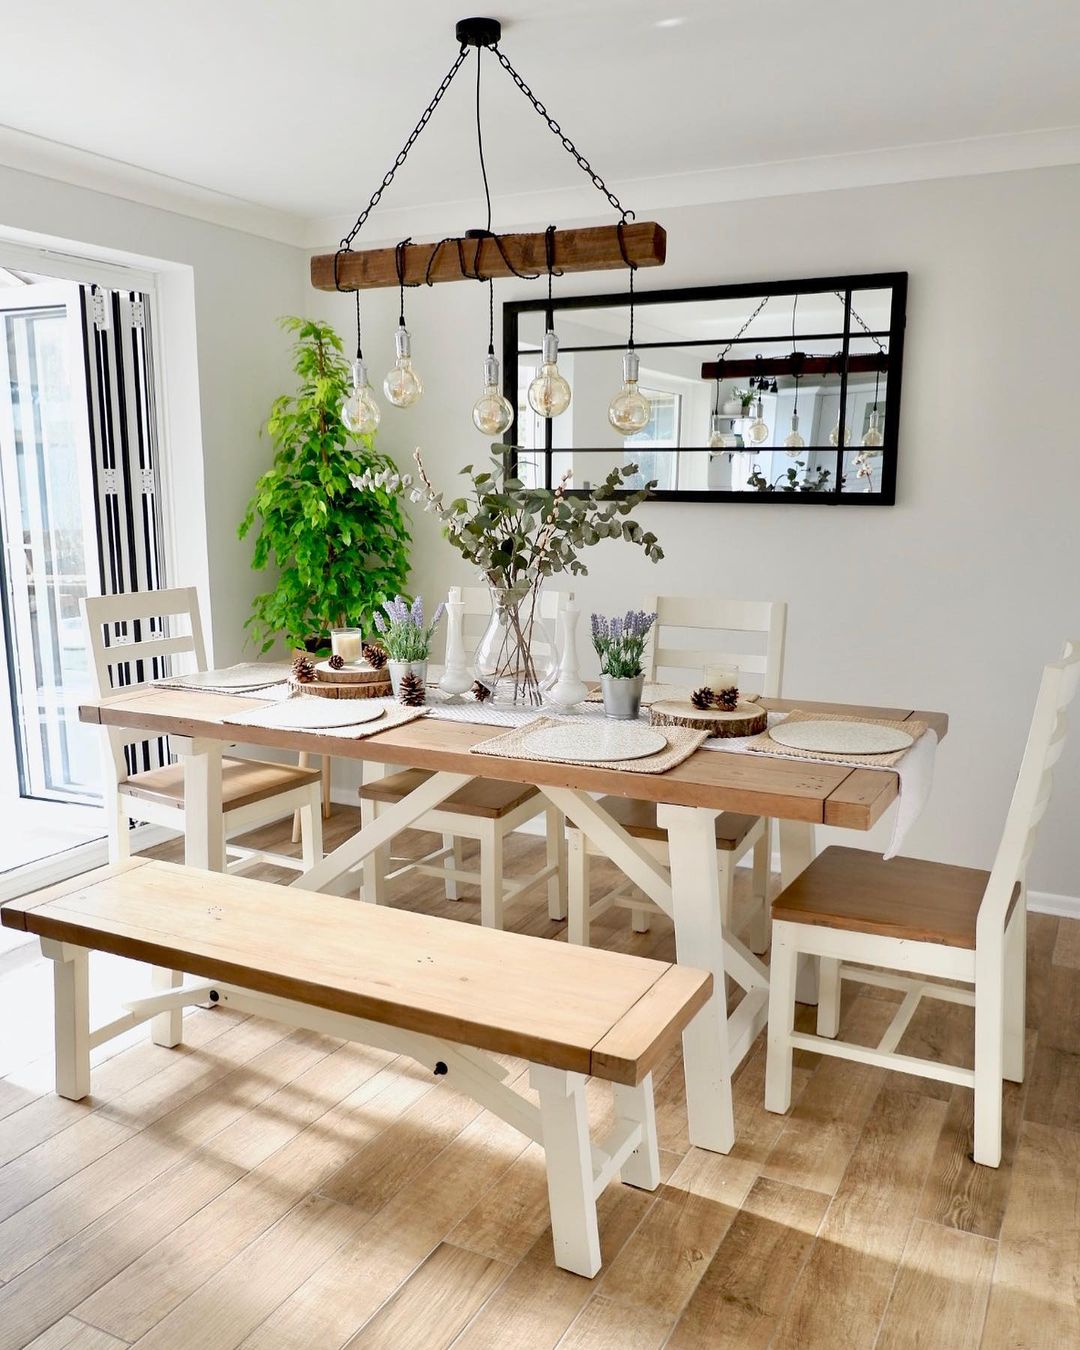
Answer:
[388,659,428,697]
[601,673,645,720]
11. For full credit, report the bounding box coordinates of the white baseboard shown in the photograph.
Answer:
[1027,890,1080,919]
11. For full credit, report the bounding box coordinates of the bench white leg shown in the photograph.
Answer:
[46,943,91,1100]
[479,824,504,930]
[531,1064,601,1278]
[567,829,590,946]
[658,803,735,1154]
[816,958,842,1038]
[748,818,771,955]
[546,806,567,922]
[630,901,651,933]
[974,943,1006,1167]
[1003,897,1026,1084]
[779,820,819,1004]
[151,965,184,1048]
[613,1075,660,1191]
[765,923,799,1114]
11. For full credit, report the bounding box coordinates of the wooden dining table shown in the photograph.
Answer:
[78,687,948,1157]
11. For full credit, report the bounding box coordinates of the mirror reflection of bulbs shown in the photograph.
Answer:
[783,413,806,454]
[383,326,423,408]
[708,412,726,449]
[745,397,770,446]
[341,359,381,436]
[608,349,651,436]
[472,353,514,435]
[861,408,884,448]
[527,330,571,418]
[829,417,850,447]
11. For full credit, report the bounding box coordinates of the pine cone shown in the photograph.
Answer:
[328,653,345,671]
[471,680,492,703]
[690,687,716,710]
[362,642,387,670]
[292,653,316,683]
[398,671,426,707]
[715,685,739,712]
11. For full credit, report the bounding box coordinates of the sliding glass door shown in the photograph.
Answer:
[0,283,99,804]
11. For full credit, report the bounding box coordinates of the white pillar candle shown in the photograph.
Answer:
[704,664,739,695]
[330,628,363,663]
[448,586,462,604]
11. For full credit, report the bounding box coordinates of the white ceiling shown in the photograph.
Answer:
[2,0,1079,247]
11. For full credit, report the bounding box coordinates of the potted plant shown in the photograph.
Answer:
[721,387,748,417]
[373,595,445,695]
[238,317,411,655]
[354,449,664,706]
[590,610,657,719]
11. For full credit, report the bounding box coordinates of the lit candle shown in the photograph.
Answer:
[330,627,363,663]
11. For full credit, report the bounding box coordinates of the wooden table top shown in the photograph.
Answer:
[79,691,947,831]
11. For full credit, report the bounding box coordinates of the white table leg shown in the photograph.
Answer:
[657,803,736,1154]
[158,737,224,1047]
[43,940,90,1100]
[779,820,820,1005]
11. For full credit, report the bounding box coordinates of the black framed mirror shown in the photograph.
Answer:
[502,271,906,504]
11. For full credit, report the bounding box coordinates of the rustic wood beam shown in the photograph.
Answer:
[311,222,667,292]
[700,353,889,379]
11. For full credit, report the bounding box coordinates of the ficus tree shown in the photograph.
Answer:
[238,317,411,652]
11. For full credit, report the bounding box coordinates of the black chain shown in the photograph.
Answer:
[716,294,771,362]
[836,291,888,352]
[489,42,634,222]
[338,47,470,251]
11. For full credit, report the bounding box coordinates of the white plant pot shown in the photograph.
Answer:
[388,659,428,697]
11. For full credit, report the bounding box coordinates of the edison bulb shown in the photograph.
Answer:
[708,412,726,450]
[745,397,770,446]
[828,418,850,447]
[861,408,884,448]
[472,353,514,435]
[783,413,806,454]
[608,349,650,436]
[341,359,380,436]
[383,326,423,408]
[527,330,571,418]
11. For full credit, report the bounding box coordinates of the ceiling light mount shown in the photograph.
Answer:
[456,16,502,48]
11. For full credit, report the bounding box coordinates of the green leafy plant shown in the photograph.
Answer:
[372,596,445,662]
[747,460,838,493]
[591,609,657,679]
[238,318,411,652]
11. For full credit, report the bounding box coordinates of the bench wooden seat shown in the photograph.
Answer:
[121,757,322,813]
[2,858,711,1277]
[595,796,759,851]
[359,768,538,820]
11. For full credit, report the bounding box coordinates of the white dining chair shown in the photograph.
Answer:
[565,596,787,953]
[765,641,1080,1167]
[357,586,567,929]
[83,587,323,874]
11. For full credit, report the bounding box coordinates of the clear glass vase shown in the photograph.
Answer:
[473,583,555,707]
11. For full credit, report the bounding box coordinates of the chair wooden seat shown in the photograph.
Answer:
[597,796,759,851]
[359,768,539,820]
[121,757,323,813]
[3,858,712,1278]
[771,845,1021,950]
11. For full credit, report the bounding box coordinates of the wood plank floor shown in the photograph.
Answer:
[0,806,1076,1349]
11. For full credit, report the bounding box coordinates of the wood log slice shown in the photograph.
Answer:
[648,699,767,737]
[314,660,384,684]
[289,677,393,699]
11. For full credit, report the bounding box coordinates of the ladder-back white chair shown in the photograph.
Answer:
[766,641,1080,1167]
[83,587,323,875]
[358,586,567,929]
[566,596,787,952]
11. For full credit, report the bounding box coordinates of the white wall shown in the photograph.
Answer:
[312,163,1080,897]
[0,163,306,662]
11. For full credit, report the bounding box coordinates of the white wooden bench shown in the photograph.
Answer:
[1,859,710,1278]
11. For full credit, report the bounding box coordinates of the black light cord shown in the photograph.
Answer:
[475,47,493,234]
[615,220,637,349]
[354,289,363,361]
[487,279,495,356]
[394,238,413,327]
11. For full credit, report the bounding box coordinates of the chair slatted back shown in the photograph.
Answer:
[642,596,787,698]
[81,587,206,782]
[978,640,1080,942]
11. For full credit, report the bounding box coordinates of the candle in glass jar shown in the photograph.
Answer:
[330,627,363,664]
[704,664,739,698]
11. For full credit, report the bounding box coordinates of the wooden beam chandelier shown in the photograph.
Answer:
[321,16,667,439]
